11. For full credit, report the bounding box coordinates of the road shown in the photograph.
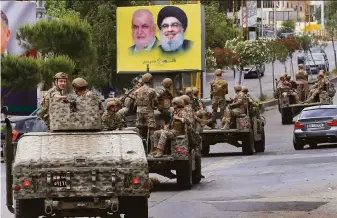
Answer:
[203,42,337,99]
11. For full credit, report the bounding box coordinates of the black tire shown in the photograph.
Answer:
[254,128,265,152]
[242,132,254,155]
[281,108,293,124]
[15,199,43,218]
[176,158,192,190]
[293,138,304,150]
[201,143,210,156]
[192,155,202,184]
[309,143,318,149]
[119,196,148,218]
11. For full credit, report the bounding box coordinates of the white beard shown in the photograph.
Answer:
[160,31,184,52]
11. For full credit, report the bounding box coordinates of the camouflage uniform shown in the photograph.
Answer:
[180,95,195,127]
[306,72,329,103]
[135,73,158,152]
[295,66,309,101]
[277,73,300,104]
[156,78,173,124]
[101,99,126,131]
[39,72,68,128]
[192,87,204,112]
[152,97,188,157]
[123,79,143,115]
[210,69,228,122]
[222,85,248,130]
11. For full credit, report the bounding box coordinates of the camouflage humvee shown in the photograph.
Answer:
[200,98,266,156]
[4,95,150,218]
[275,79,334,124]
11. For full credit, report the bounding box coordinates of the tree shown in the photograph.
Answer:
[45,0,79,18]
[280,20,296,33]
[1,55,41,99]
[279,36,298,76]
[325,1,337,68]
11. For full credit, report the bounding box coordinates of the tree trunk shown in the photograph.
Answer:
[232,67,236,79]
[258,67,263,100]
[284,60,288,73]
[272,61,275,92]
[290,55,295,79]
[239,69,243,85]
[332,37,337,69]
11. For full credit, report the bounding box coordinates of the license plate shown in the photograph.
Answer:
[52,174,67,187]
[307,123,324,128]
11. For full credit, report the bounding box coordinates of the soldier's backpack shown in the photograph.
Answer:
[212,79,227,96]
[328,82,336,98]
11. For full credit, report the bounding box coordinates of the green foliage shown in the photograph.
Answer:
[266,39,288,63]
[40,56,76,90]
[16,15,95,68]
[1,55,40,97]
[45,0,79,18]
[295,35,313,52]
[206,48,217,70]
[281,20,296,32]
[205,2,238,48]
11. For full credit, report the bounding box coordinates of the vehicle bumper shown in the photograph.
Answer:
[294,131,337,144]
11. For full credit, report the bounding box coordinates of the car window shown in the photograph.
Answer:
[15,119,37,132]
[300,108,337,118]
[31,119,48,132]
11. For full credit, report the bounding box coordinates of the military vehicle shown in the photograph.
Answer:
[200,99,266,156]
[275,79,335,124]
[4,95,150,218]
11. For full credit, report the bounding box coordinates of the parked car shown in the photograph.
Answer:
[298,47,327,65]
[243,65,265,79]
[304,53,329,74]
[1,116,48,162]
[293,105,337,150]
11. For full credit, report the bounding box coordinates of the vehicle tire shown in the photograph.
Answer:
[242,132,254,155]
[281,108,293,124]
[119,196,148,218]
[192,155,202,184]
[15,199,43,218]
[293,138,304,150]
[254,128,265,153]
[176,158,193,190]
[309,143,318,149]
[201,143,210,156]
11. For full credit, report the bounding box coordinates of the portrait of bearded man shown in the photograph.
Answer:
[157,6,193,54]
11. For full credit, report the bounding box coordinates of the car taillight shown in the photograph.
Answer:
[327,120,337,126]
[12,130,19,142]
[294,122,304,129]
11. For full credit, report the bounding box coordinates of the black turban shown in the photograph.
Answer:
[157,6,188,32]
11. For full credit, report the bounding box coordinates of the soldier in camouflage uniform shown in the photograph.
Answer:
[156,78,173,124]
[306,72,329,103]
[222,85,248,130]
[123,78,143,115]
[39,72,68,128]
[210,69,228,123]
[134,73,158,152]
[192,87,204,112]
[152,97,189,157]
[180,95,195,126]
[101,98,127,131]
[72,78,104,116]
[295,64,309,101]
[277,73,300,104]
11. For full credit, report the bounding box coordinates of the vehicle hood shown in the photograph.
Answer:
[13,131,148,170]
[306,60,324,65]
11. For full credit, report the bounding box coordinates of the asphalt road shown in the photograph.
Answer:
[203,42,337,99]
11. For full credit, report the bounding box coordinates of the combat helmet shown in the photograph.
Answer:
[142,73,153,83]
[180,95,192,105]
[185,87,193,95]
[298,64,304,69]
[53,72,68,84]
[234,85,242,92]
[215,69,223,76]
[107,99,121,109]
[162,78,172,88]
[318,71,325,78]
[280,73,287,79]
[242,86,249,93]
[172,97,185,107]
[72,78,88,88]
[192,87,199,95]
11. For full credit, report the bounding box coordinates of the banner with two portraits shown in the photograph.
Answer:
[117,4,204,73]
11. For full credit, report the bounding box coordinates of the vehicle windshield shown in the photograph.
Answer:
[306,54,323,62]
[310,47,322,53]
[299,108,337,119]
[15,118,48,132]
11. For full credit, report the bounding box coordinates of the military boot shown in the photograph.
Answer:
[150,148,158,155]
[154,149,164,158]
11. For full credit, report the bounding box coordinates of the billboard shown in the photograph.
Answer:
[117,4,203,73]
[1,1,36,56]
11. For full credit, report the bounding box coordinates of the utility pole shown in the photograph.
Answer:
[261,0,264,38]
[241,0,248,40]
[273,0,276,38]
[321,0,324,33]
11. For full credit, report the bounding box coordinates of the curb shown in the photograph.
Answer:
[201,76,337,114]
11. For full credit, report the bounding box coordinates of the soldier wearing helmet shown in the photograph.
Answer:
[156,78,173,124]
[151,97,189,157]
[191,87,204,112]
[134,73,158,152]
[295,64,309,101]
[277,73,300,104]
[101,98,126,131]
[221,85,249,130]
[210,69,228,123]
[306,71,330,103]
[180,94,195,125]
[123,77,143,115]
[39,72,68,128]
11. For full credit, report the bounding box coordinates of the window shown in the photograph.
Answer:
[300,109,337,119]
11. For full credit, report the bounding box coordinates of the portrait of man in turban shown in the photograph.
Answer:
[157,6,193,54]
